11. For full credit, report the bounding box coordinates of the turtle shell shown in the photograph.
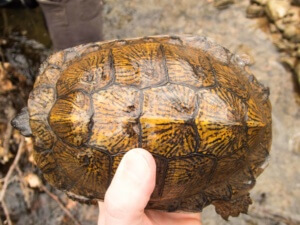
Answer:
[25,36,272,220]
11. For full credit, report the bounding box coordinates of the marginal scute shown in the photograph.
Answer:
[90,39,125,51]
[71,43,101,58]
[34,66,61,88]
[179,36,232,64]
[141,84,197,157]
[147,198,181,212]
[229,167,256,198]
[63,48,81,65]
[90,85,140,154]
[112,42,167,88]
[46,51,65,68]
[43,166,74,191]
[262,124,272,152]
[196,88,247,157]
[53,141,110,199]
[49,91,92,146]
[33,149,73,190]
[204,184,232,201]
[209,148,247,185]
[151,35,183,46]
[205,42,231,64]
[213,194,252,220]
[248,74,270,103]
[162,156,215,200]
[28,86,56,149]
[248,145,269,178]
[33,150,56,174]
[180,36,208,49]
[179,193,210,212]
[30,119,55,149]
[28,86,56,119]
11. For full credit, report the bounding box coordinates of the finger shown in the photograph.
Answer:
[99,148,156,225]
[98,202,105,225]
[146,211,202,225]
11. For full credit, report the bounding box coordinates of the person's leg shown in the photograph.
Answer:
[0,0,38,8]
[37,0,103,50]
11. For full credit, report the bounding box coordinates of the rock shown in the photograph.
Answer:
[274,18,286,31]
[279,55,296,69]
[4,182,30,219]
[251,0,268,5]
[265,0,290,21]
[272,33,293,50]
[270,23,279,33]
[234,53,255,66]
[246,4,265,18]
[273,39,286,50]
[283,7,300,24]
[283,24,300,43]
[234,44,256,65]
[283,38,297,50]
[213,0,235,9]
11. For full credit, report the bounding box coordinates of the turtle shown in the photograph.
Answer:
[12,35,272,220]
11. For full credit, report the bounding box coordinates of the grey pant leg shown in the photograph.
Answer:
[37,0,103,50]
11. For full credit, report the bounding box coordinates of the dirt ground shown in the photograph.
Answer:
[0,0,300,225]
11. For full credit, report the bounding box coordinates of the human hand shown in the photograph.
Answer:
[98,148,202,225]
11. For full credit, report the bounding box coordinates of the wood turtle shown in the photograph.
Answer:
[12,35,272,220]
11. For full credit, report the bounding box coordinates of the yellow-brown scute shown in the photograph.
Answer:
[113,42,167,88]
[196,87,247,157]
[141,84,197,157]
[164,44,216,87]
[89,85,140,154]
[213,63,250,100]
[246,95,269,150]
[49,91,92,146]
[56,49,112,96]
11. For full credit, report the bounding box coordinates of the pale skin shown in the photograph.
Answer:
[98,148,202,225]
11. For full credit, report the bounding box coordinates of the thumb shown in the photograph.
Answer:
[99,148,156,225]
